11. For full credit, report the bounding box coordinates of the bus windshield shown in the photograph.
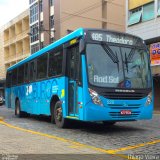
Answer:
[86,43,152,89]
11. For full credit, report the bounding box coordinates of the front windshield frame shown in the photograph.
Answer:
[85,41,152,90]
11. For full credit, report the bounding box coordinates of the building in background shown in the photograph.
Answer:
[3,10,30,73]
[126,0,160,110]
[29,0,125,53]
[0,29,5,98]
[54,0,125,39]
[29,0,55,54]
[0,10,30,98]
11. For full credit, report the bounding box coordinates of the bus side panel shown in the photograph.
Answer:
[21,77,66,116]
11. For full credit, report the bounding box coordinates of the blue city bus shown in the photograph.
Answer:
[5,28,153,128]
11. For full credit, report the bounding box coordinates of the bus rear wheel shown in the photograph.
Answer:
[54,101,68,128]
[15,100,27,118]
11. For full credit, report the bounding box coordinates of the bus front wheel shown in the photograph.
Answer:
[54,101,68,128]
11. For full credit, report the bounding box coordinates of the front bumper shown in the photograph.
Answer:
[84,100,153,122]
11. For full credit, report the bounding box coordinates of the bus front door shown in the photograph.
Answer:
[66,43,79,117]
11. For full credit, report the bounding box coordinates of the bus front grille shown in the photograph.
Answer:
[101,92,146,100]
[108,104,141,110]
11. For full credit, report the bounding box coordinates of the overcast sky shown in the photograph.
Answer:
[0,0,29,27]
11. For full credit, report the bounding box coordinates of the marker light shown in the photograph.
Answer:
[89,88,103,106]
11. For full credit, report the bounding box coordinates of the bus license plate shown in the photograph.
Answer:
[120,110,132,115]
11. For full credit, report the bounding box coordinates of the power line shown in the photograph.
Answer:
[54,1,102,24]
[55,0,115,25]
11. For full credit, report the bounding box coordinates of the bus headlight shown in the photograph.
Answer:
[89,88,103,106]
[145,92,152,106]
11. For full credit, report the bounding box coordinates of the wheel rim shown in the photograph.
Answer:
[56,107,62,122]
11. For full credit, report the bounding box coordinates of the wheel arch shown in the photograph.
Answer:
[15,97,19,107]
[50,95,60,115]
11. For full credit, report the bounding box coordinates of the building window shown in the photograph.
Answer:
[31,43,40,54]
[142,2,154,22]
[128,2,154,26]
[128,7,142,26]
[29,0,36,5]
[158,0,160,15]
[50,15,54,29]
[30,23,39,43]
[40,0,43,12]
[50,0,54,6]
[30,3,38,23]
[50,37,54,43]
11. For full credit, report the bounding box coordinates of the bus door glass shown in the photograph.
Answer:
[66,43,80,116]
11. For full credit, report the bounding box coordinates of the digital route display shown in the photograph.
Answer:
[89,31,144,46]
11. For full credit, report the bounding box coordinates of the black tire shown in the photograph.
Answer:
[50,106,55,124]
[103,121,116,126]
[54,101,68,128]
[15,100,27,118]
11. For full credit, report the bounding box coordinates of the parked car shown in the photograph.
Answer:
[0,96,4,106]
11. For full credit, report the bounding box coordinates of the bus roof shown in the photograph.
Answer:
[7,28,84,71]
[7,28,143,72]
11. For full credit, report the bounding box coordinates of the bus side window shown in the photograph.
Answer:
[12,69,17,86]
[24,63,29,83]
[17,65,24,84]
[37,54,48,79]
[6,71,12,88]
[48,47,63,77]
[29,61,36,82]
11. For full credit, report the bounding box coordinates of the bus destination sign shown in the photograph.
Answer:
[90,32,139,46]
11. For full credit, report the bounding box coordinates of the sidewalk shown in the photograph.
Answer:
[0,120,125,160]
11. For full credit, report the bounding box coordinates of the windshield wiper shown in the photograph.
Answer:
[124,52,129,73]
[127,48,135,62]
[101,42,120,72]
[101,42,119,63]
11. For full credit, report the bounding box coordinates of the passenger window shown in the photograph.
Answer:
[18,65,24,84]
[6,71,12,88]
[48,47,63,77]
[12,69,17,86]
[37,54,48,79]
[24,63,29,83]
[30,61,36,82]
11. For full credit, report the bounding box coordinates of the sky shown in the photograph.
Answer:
[0,0,29,27]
